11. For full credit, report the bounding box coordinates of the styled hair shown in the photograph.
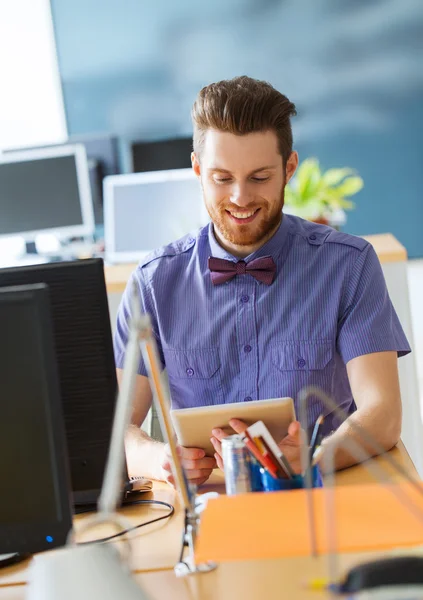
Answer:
[191,75,297,166]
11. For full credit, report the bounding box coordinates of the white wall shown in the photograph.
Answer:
[0,0,67,151]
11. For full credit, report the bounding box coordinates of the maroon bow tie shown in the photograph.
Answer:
[208,256,276,285]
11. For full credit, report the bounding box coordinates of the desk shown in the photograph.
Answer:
[0,442,418,599]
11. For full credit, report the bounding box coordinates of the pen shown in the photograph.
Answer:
[309,415,324,464]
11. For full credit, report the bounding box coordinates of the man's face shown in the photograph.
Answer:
[193,130,293,249]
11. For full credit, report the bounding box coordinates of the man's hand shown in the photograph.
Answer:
[211,419,303,473]
[275,420,302,474]
[161,444,216,487]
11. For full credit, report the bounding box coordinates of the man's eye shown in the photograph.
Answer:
[251,176,269,182]
[214,177,232,184]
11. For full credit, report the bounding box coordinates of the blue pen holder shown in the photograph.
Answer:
[260,464,323,492]
[248,457,264,492]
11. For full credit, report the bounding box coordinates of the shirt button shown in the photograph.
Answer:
[241,295,249,303]
[309,234,317,241]
[297,358,306,368]
[186,367,195,377]
[244,345,252,353]
[244,396,253,402]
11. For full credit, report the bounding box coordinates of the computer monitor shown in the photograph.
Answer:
[68,134,120,225]
[68,133,120,178]
[0,144,95,241]
[104,168,208,264]
[131,136,192,173]
[0,259,121,506]
[0,284,72,554]
[3,134,120,226]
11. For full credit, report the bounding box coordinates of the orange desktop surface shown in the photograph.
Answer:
[195,482,423,563]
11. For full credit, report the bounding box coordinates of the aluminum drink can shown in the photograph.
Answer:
[222,434,252,495]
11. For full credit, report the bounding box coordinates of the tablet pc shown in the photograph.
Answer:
[170,397,295,457]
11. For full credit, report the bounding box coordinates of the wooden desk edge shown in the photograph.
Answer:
[104,233,407,293]
[362,233,407,263]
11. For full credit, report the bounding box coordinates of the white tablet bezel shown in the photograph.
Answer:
[171,397,296,457]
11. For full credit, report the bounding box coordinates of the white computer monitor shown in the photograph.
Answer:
[0,144,95,241]
[104,168,209,264]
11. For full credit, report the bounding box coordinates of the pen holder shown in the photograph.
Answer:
[260,464,323,492]
[248,456,264,492]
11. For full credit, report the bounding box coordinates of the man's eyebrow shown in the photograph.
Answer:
[208,165,278,176]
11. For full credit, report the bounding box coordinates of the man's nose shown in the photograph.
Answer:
[229,184,253,208]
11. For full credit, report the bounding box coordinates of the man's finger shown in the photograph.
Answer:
[161,460,172,473]
[189,475,213,486]
[215,452,224,470]
[211,427,229,441]
[168,445,205,460]
[210,436,222,456]
[229,418,248,434]
[287,420,301,438]
[185,468,214,480]
[182,456,216,470]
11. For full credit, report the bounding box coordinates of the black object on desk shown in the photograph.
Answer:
[338,555,423,593]
[0,284,72,555]
[131,136,192,173]
[0,259,122,508]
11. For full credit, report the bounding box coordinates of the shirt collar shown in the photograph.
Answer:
[207,212,290,263]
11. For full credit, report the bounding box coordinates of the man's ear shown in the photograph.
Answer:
[191,152,201,178]
[285,151,299,184]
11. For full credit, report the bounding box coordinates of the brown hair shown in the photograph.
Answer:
[191,75,297,166]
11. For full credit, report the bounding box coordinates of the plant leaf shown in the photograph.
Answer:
[334,176,364,197]
[322,168,355,187]
[285,158,363,219]
[284,185,295,204]
[296,158,321,200]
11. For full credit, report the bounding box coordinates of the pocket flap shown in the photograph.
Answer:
[272,341,332,371]
[163,348,221,379]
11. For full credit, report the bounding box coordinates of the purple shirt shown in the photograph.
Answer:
[114,214,410,435]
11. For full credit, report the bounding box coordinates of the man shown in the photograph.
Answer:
[115,75,410,486]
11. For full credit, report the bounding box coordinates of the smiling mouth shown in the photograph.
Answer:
[226,208,261,223]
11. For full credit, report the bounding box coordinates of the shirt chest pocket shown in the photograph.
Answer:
[271,341,332,371]
[163,348,223,408]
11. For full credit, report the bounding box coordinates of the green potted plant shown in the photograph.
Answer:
[284,158,364,228]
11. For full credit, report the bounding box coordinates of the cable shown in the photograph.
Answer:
[77,499,175,545]
[0,500,174,569]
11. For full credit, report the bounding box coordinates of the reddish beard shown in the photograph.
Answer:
[206,188,285,247]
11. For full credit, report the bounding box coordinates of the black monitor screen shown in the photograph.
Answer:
[132,137,192,173]
[0,259,119,507]
[0,155,83,236]
[0,285,69,527]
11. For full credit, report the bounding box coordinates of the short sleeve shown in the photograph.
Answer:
[337,244,411,364]
[113,267,164,376]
